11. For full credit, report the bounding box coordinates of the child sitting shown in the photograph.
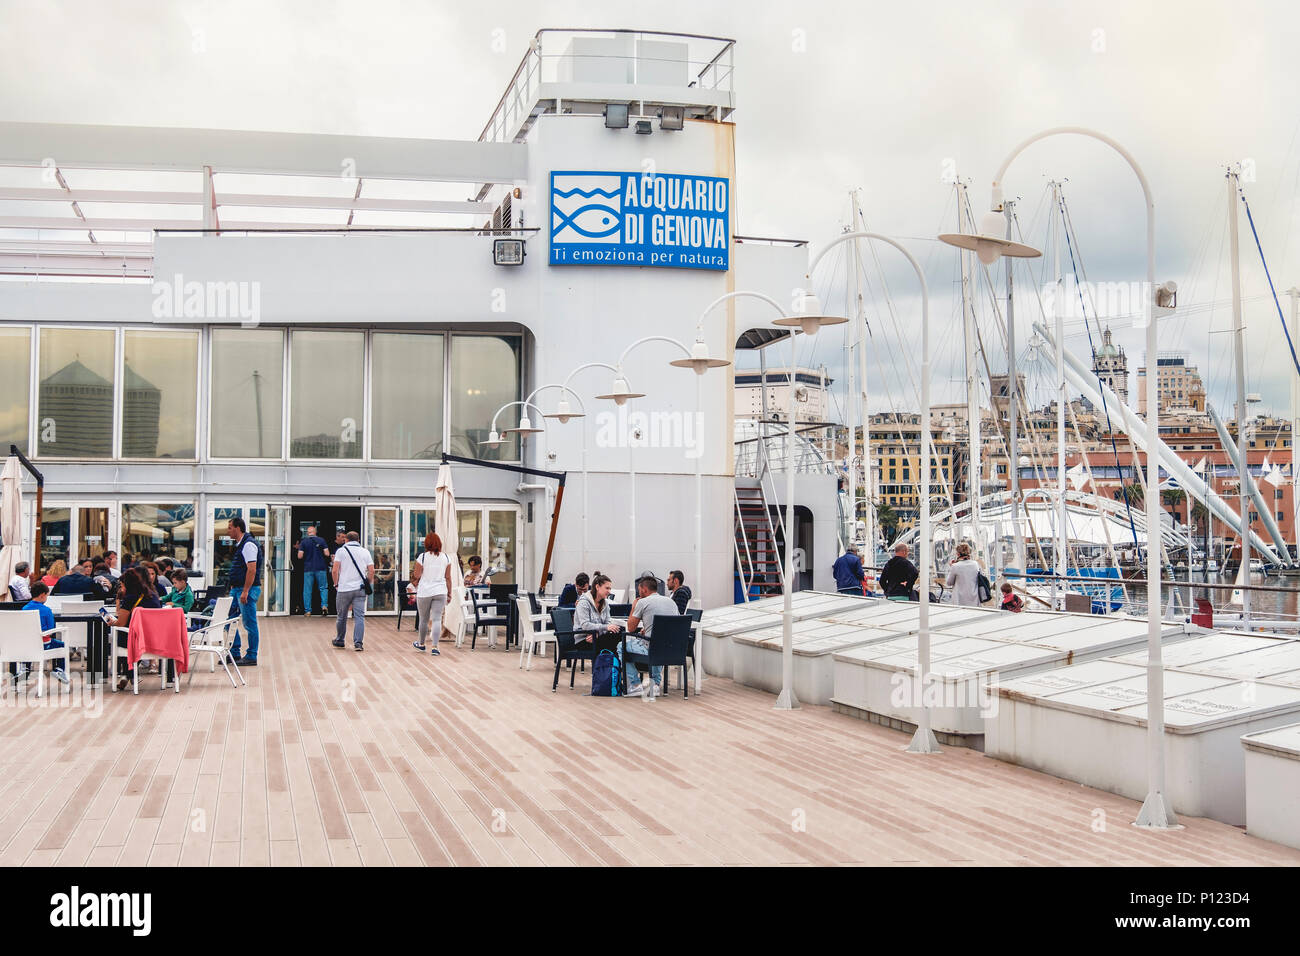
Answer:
[21,582,69,685]
[1000,581,1025,613]
[162,569,195,614]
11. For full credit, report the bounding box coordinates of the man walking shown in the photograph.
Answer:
[297,524,330,615]
[332,531,374,651]
[832,543,866,595]
[226,516,263,666]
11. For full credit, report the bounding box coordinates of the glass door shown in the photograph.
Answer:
[77,507,110,564]
[486,509,519,586]
[208,502,274,614]
[266,506,291,615]
[364,506,398,613]
[39,507,71,573]
[457,509,482,581]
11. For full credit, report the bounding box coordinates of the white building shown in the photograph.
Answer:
[0,29,837,614]
[734,367,832,424]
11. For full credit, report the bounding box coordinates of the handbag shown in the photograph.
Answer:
[342,544,373,595]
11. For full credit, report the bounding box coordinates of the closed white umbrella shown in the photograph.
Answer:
[0,457,24,590]
[435,463,463,640]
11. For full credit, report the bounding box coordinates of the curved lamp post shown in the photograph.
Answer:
[944,126,1176,829]
[594,334,731,695]
[788,234,936,752]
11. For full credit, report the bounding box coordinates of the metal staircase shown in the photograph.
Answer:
[734,483,784,598]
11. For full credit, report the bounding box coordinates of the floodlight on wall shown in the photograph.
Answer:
[604,103,629,129]
[493,238,526,266]
[634,119,653,135]
[659,106,685,131]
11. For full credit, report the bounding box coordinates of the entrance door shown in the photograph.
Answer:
[365,506,398,613]
[288,505,363,614]
[77,507,110,564]
[208,503,276,614]
[39,507,71,572]
[266,506,291,615]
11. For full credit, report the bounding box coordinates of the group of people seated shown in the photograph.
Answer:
[559,569,693,697]
[7,551,199,691]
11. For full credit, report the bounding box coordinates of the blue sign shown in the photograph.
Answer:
[549,171,730,271]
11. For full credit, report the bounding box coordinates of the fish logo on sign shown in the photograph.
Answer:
[551,174,623,244]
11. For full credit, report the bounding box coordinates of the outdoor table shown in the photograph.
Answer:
[54,612,108,685]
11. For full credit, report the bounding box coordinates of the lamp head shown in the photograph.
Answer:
[771,291,848,335]
[543,397,584,424]
[595,376,646,406]
[669,339,731,375]
[479,429,504,447]
[504,413,544,436]
[938,210,1041,265]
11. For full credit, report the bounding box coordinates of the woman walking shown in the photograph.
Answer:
[411,532,453,656]
[945,541,984,607]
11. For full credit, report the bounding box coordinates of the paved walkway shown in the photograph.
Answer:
[1,615,1296,866]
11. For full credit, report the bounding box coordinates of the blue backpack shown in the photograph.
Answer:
[591,650,622,697]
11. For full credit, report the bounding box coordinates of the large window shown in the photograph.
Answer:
[290,330,363,459]
[123,330,199,459]
[371,332,444,460]
[450,334,521,460]
[0,327,30,454]
[211,328,284,458]
[121,503,197,564]
[37,326,115,458]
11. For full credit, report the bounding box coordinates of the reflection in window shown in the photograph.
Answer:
[37,327,115,458]
[290,330,363,459]
[121,503,196,564]
[211,329,284,458]
[486,510,516,585]
[123,330,199,458]
[372,333,444,460]
[0,327,30,454]
[450,334,521,460]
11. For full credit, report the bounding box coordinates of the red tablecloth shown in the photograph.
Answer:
[127,607,189,673]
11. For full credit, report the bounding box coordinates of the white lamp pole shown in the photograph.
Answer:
[527,383,589,575]
[984,126,1177,829]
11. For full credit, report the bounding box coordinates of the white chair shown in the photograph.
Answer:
[452,586,475,648]
[110,607,187,694]
[515,595,553,671]
[187,596,238,673]
[187,605,246,689]
[0,610,70,699]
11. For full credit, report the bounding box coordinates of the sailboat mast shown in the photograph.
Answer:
[957,181,982,568]
[1228,168,1251,625]
[853,191,874,562]
[1006,200,1025,572]
[845,196,858,552]
[1287,285,1300,564]
[1052,180,1067,604]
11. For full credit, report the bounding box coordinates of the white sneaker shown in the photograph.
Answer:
[624,678,645,697]
[53,670,70,686]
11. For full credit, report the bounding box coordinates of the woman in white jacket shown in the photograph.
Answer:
[945,542,983,607]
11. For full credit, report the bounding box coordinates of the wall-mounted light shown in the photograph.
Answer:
[634,118,653,135]
[659,106,684,131]
[493,238,526,266]
[604,103,629,129]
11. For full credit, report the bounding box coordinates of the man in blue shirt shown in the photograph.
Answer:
[297,525,331,616]
[832,544,866,595]
[21,581,69,685]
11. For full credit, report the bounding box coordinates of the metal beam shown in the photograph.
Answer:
[0,121,528,184]
[0,187,491,216]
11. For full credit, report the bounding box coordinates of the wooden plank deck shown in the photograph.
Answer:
[1,615,1296,866]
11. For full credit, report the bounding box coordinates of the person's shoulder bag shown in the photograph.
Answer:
[342,544,373,595]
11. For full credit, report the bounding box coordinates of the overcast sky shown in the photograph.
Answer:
[2,0,1297,421]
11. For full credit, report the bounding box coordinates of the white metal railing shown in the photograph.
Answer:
[478,29,737,145]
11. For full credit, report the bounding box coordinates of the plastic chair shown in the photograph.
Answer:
[644,614,693,700]
[549,607,594,692]
[187,609,246,689]
[0,610,69,698]
[111,608,187,694]
[471,586,510,649]
[515,595,553,671]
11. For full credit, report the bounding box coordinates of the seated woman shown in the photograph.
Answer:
[41,559,67,590]
[105,567,162,690]
[573,573,620,643]
[557,572,590,608]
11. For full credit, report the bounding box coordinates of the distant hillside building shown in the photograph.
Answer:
[1091,326,1129,407]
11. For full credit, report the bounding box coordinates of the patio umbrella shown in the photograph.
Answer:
[0,457,24,590]
[435,462,463,639]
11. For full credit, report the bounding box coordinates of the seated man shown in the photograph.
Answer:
[52,559,97,596]
[667,569,692,613]
[622,574,681,696]
[879,543,919,599]
[20,582,69,686]
[463,555,492,587]
[8,561,31,602]
[557,572,589,608]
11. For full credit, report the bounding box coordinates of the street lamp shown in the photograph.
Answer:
[777,235,936,750]
[594,334,731,695]
[945,126,1177,830]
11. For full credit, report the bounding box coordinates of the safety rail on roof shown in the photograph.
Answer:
[477,29,736,149]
